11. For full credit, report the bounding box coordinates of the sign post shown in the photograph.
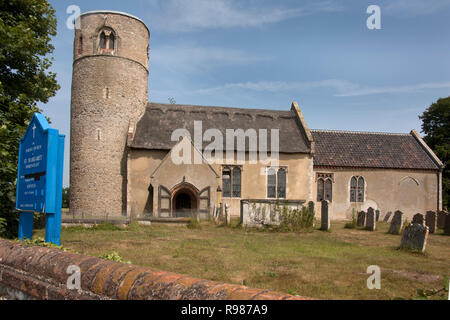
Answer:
[15,113,65,245]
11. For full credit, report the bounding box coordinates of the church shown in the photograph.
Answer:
[69,11,444,222]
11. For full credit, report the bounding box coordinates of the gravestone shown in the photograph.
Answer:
[400,223,429,252]
[425,211,436,234]
[412,213,425,226]
[383,211,392,222]
[320,200,330,231]
[437,211,447,229]
[375,210,380,222]
[357,211,366,227]
[308,201,315,216]
[308,201,316,227]
[225,204,231,226]
[366,207,376,231]
[388,211,403,235]
[444,214,450,236]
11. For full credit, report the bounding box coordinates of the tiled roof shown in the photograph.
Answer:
[130,102,312,153]
[311,130,440,170]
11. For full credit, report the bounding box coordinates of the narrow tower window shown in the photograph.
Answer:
[98,29,116,55]
[99,32,107,49]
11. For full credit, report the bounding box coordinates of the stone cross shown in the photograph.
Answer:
[400,223,429,253]
[383,211,392,222]
[357,211,366,227]
[412,213,425,226]
[366,207,376,231]
[388,210,403,235]
[375,210,380,222]
[320,200,330,231]
[425,211,436,234]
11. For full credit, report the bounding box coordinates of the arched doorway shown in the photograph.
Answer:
[171,184,199,218]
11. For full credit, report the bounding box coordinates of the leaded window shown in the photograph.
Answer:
[222,168,231,198]
[267,167,287,199]
[232,167,241,198]
[350,176,365,202]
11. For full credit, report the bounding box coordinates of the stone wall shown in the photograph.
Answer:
[0,240,308,300]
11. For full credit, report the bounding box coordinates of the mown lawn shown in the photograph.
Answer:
[35,220,450,300]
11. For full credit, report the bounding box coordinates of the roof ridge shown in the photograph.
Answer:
[311,129,411,136]
[147,102,292,114]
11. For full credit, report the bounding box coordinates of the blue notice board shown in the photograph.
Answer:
[15,113,65,245]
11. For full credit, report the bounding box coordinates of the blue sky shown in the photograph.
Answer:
[40,0,450,186]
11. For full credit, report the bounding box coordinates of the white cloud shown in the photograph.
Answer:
[148,0,341,32]
[195,79,450,97]
[384,0,450,16]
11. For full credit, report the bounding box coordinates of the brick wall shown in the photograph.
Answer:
[0,240,309,300]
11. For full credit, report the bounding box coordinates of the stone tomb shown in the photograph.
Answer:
[388,211,403,235]
[400,223,429,253]
[357,211,366,227]
[366,207,376,231]
[412,213,425,226]
[383,211,392,222]
[425,211,436,234]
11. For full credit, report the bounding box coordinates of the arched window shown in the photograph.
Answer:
[99,32,107,49]
[317,177,332,202]
[232,167,241,198]
[267,167,277,199]
[357,177,365,202]
[317,178,324,202]
[325,179,332,202]
[267,167,287,199]
[350,176,364,202]
[222,168,231,198]
[222,166,242,198]
[98,29,116,54]
[277,168,286,198]
[109,33,115,50]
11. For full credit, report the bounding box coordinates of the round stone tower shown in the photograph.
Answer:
[70,11,149,217]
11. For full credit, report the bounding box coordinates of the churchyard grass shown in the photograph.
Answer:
[34,220,450,300]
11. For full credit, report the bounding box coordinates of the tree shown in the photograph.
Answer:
[0,0,59,238]
[419,97,450,210]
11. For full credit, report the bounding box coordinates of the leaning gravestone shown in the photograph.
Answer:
[388,211,404,235]
[320,200,330,231]
[425,211,436,234]
[437,211,447,229]
[412,213,425,226]
[366,207,376,231]
[444,214,450,236]
[383,211,392,222]
[375,210,380,222]
[400,223,429,252]
[357,211,366,227]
